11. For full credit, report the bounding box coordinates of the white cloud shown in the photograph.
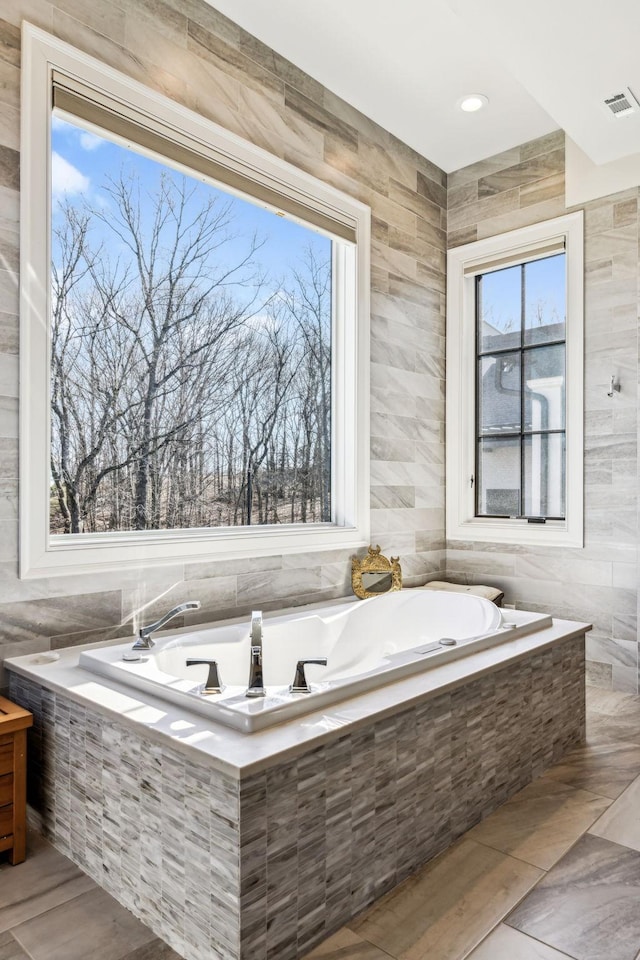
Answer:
[79,131,103,151]
[51,152,90,198]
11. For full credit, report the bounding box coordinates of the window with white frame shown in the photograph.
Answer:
[20,25,370,577]
[446,213,584,547]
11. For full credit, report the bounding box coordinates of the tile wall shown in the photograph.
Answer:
[0,0,447,687]
[446,134,640,692]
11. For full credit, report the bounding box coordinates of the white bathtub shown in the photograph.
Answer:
[79,590,551,733]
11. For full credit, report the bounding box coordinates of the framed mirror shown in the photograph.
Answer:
[351,545,402,599]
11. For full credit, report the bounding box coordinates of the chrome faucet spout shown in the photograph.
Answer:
[246,610,265,697]
[132,601,201,651]
[250,610,262,646]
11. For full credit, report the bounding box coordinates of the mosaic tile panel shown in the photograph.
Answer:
[9,674,241,960]
[9,634,585,960]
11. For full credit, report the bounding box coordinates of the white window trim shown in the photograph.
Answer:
[446,212,584,548]
[20,24,371,578]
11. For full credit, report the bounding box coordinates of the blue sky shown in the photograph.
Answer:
[479,254,566,340]
[51,113,331,291]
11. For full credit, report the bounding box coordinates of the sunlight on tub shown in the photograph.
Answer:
[71,681,149,713]
[169,719,196,731]
[71,681,168,725]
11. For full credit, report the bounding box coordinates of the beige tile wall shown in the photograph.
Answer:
[446,132,639,693]
[0,1,447,684]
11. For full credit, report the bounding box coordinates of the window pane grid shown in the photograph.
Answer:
[477,337,567,358]
[475,255,566,520]
[480,429,566,439]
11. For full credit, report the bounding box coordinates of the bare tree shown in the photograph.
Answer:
[281,246,332,521]
[50,171,332,535]
[51,173,267,532]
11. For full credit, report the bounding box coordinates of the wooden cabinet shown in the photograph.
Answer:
[0,697,33,865]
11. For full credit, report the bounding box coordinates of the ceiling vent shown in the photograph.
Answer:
[603,88,639,118]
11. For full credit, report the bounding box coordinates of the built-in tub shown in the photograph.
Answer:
[7,594,587,960]
[79,589,551,732]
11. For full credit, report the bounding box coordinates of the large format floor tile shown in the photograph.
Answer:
[541,741,640,799]
[467,777,611,869]
[466,923,575,959]
[0,930,30,960]
[589,774,640,853]
[350,837,542,960]
[304,927,394,958]
[119,941,183,960]
[586,688,640,747]
[507,833,640,960]
[10,887,157,960]
[0,832,96,932]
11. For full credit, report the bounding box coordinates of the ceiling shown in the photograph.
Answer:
[207,0,640,174]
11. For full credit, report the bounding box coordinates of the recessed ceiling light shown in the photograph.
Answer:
[458,94,489,113]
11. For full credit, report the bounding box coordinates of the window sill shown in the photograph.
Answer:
[22,524,369,579]
[446,516,583,549]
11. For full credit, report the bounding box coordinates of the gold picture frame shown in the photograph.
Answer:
[351,545,402,600]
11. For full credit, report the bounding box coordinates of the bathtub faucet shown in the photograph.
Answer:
[245,610,266,697]
[132,601,201,651]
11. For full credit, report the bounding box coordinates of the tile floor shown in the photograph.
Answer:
[2,687,640,960]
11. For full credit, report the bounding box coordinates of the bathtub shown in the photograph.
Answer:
[79,589,551,733]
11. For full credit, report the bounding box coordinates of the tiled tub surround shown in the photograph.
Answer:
[6,621,586,960]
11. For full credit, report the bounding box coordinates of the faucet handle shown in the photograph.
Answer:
[290,658,328,694]
[186,659,223,695]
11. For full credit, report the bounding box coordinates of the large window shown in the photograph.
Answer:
[50,114,333,536]
[447,214,583,547]
[20,25,370,577]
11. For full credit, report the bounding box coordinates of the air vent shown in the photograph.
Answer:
[603,88,639,118]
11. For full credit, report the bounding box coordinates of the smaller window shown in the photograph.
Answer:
[475,254,566,521]
[446,213,583,547]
